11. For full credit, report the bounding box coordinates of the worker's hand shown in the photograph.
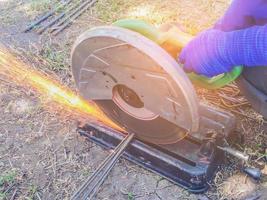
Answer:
[179,29,233,78]
[179,25,267,78]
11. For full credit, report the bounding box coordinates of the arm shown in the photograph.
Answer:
[179,25,267,77]
[179,0,267,77]
[214,0,267,31]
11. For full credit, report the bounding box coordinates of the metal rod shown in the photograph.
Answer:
[50,0,92,32]
[37,0,83,34]
[71,132,134,200]
[23,0,72,33]
[217,146,249,161]
[52,0,97,35]
[37,13,65,34]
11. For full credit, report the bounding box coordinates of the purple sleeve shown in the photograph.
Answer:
[224,25,267,68]
[214,0,267,31]
[179,0,267,77]
[179,24,267,77]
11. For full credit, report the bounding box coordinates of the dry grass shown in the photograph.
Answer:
[95,0,231,34]
[19,0,58,19]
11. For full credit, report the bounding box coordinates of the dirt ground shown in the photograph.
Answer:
[0,0,266,199]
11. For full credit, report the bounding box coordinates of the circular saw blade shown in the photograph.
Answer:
[71,26,200,144]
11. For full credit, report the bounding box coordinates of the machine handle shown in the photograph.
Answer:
[113,19,243,89]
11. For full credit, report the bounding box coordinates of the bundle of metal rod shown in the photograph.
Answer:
[23,0,72,32]
[51,0,98,35]
[23,0,97,35]
[37,0,82,34]
[71,132,135,200]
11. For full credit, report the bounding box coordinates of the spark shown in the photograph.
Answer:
[0,48,123,131]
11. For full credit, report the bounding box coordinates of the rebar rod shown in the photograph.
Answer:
[23,0,72,32]
[71,132,134,200]
[52,0,97,35]
[37,0,83,34]
[49,0,91,32]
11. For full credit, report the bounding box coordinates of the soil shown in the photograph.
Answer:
[0,0,266,199]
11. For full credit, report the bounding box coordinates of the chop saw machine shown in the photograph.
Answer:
[71,19,245,194]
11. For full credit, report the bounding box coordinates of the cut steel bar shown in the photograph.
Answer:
[50,0,92,33]
[37,13,65,34]
[52,0,97,35]
[23,0,72,33]
[37,0,83,34]
[71,132,134,200]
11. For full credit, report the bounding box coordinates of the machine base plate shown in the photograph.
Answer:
[78,123,225,193]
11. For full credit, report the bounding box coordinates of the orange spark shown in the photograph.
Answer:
[0,48,123,131]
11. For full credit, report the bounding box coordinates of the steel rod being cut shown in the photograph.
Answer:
[71,132,134,200]
[52,0,98,35]
[23,0,72,32]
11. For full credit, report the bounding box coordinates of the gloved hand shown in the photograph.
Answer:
[179,25,267,77]
[179,29,230,77]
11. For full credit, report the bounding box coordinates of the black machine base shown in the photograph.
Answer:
[78,123,225,193]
